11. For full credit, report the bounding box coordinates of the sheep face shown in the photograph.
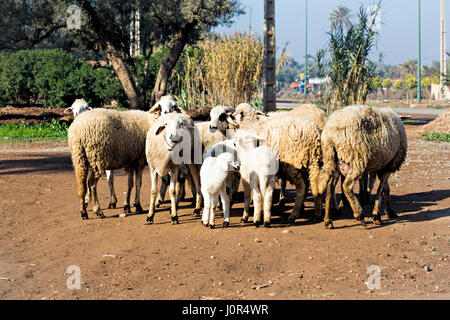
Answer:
[66,98,92,118]
[232,103,267,127]
[149,95,183,115]
[216,152,240,172]
[209,106,236,132]
[153,114,194,152]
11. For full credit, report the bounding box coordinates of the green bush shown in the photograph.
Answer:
[0,49,127,108]
[422,132,450,142]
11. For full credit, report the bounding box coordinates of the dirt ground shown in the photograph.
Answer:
[0,114,449,301]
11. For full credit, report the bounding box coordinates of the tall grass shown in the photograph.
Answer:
[175,32,263,109]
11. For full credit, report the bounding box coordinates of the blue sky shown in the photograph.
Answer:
[214,0,450,66]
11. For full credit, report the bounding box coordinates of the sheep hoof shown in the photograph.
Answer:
[387,211,398,219]
[202,221,209,227]
[155,200,162,208]
[95,211,105,218]
[372,216,383,225]
[171,216,179,225]
[145,217,154,225]
[324,220,334,229]
[81,212,89,220]
[134,204,143,214]
[222,221,229,228]
[209,224,215,229]
[108,202,116,209]
[357,217,367,227]
[287,216,296,224]
[240,218,248,224]
[193,209,201,217]
[264,222,271,228]
[123,205,131,213]
[254,221,260,228]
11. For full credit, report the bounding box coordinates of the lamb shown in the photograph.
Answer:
[200,152,240,228]
[232,130,278,227]
[145,112,202,225]
[231,103,323,223]
[318,105,407,229]
[68,108,160,219]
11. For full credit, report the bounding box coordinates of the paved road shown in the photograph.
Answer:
[277,102,445,117]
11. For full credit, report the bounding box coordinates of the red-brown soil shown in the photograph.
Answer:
[0,116,449,300]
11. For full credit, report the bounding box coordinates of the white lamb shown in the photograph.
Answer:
[200,152,240,229]
[233,131,279,227]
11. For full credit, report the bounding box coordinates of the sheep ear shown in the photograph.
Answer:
[149,103,162,114]
[181,120,194,128]
[154,124,166,135]
[173,105,184,113]
[226,115,237,126]
[87,106,93,110]
[64,107,73,114]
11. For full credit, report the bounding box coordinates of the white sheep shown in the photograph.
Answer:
[68,96,180,219]
[200,152,240,228]
[145,112,202,225]
[232,130,278,227]
[319,105,408,228]
[65,98,92,118]
[231,103,323,223]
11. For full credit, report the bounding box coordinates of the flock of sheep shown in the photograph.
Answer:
[66,96,407,229]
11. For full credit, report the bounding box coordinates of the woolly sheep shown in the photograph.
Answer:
[318,105,407,229]
[65,99,118,210]
[200,152,240,228]
[145,112,202,225]
[232,103,323,222]
[68,108,160,219]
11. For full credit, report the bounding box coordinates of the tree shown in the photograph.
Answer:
[1,0,243,109]
[371,76,382,89]
[320,2,381,107]
[329,5,354,30]
[393,79,403,89]
[421,76,431,88]
[382,78,392,88]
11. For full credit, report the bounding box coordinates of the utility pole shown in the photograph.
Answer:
[417,0,422,102]
[304,0,308,99]
[441,0,447,96]
[263,0,276,112]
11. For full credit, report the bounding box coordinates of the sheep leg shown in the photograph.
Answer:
[133,167,144,214]
[359,172,369,205]
[208,195,218,229]
[372,172,391,225]
[186,164,202,216]
[220,186,231,228]
[263,179,275,228]
[123,169,134,214]
[201,191,211,227]
[75,165,89,220]
[324,179,335,229]
[287,179,306,223]
[145,168,158,225]
[156,174,169,208]
[278,178,286,208]
[89,173,105,218]
[106,170,117,209]
[342,172,366,227]
[383,182,398,219]
[84,170,92,206]
[252,189,262,227]
[169,168,179,224]
[240,180,251,223]
[330,171,341,214]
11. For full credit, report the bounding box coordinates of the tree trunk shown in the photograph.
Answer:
[76,0,145,109]
[150,25,192,106]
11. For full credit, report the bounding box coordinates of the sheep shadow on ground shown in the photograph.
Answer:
[0,154,73,176]
[324,189,450,229]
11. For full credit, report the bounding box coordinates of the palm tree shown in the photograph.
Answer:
[329,5,354,30]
